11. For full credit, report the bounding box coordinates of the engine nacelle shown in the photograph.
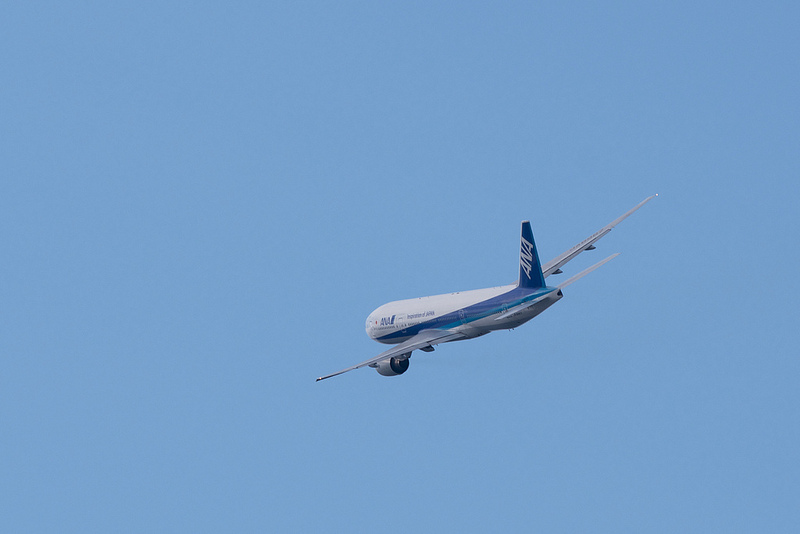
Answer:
[375,356,410,376]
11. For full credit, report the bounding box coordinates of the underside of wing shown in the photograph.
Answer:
[542,195,656,278]
[316,329,467,381]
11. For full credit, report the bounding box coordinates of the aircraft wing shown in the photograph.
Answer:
[316,329,467,381]
[542,195,656,278]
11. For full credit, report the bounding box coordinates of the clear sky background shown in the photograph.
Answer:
[2,2,798,532]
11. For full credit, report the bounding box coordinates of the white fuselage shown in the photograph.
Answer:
[366,283,562,345]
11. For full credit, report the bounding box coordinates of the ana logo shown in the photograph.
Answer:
[520,236,534,279]
[379,315,396,326]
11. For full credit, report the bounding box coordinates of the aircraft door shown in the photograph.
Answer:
[396,314,408,334]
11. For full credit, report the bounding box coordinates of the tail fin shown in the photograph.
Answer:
[518,221,546,289]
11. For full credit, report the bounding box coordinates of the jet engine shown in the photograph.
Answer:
[375,356,410,376]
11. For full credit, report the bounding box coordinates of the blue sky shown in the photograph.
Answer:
[2,1,798,532]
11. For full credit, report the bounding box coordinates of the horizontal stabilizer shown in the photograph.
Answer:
[558,253,620,289]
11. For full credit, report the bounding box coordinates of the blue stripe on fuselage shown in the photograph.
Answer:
[375,285,558,343]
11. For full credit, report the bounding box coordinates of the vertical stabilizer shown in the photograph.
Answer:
[519,221,546,289]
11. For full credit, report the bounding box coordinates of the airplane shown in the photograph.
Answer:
[316,195,656,381]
